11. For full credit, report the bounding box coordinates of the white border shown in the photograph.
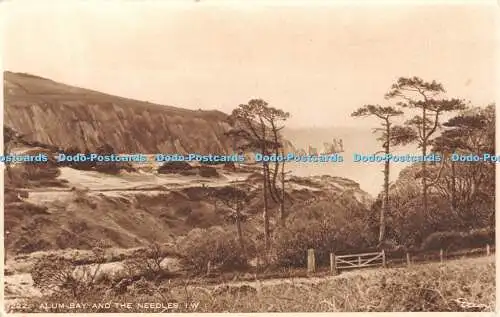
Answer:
[1,0,498,316]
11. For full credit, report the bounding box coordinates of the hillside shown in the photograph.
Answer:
[4,71,235,154]
[4,71,404,196]
[3,72,375,257]
[4,162,373,256]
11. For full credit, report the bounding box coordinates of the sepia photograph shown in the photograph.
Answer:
[2,0,497,314]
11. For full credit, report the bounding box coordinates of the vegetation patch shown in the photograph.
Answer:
[11,256,494,313]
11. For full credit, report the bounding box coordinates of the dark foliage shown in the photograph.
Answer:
[420,228,494,252]
[157,161,193,174]
[178,227,256,274]
[198,165,219,178]
[273,200,376,267]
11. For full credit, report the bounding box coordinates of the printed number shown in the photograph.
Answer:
[9,303,31,311]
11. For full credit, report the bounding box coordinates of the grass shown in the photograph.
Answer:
[182,256,495,312]
[10,255,494,313]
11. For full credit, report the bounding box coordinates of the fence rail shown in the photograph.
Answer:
[305,244,493,275]
[307,249,386,275]
[333,250,385,273]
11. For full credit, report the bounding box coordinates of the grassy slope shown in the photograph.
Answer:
[9,255,494,313]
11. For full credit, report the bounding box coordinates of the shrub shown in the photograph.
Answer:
[273,200,376,267]
[93,143,137,174]
[158,161,192,174]
[420,231,465,252]
[466,227,495,246]
[273,221,338,267]
[421,228,495,252]
[198,166,219,178]
[178,227,253,274]
[123,242,172,281]
[31,246,106,299]
[59,146,96,171]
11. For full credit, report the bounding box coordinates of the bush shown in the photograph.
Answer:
[273,201,376,267]
[420,231,464,252]
[178,227,253,274]
[94,143,137,174]
[59,146,96,171]
[31,246,107,299]
[466,228,495,246]
[123,242,171,281]
[420,228,495,252]
[198,166,219,178]
[272,220,373,267]
[158,161,192,174]
[381,159,495,249]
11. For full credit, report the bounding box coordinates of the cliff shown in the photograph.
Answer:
[3,74,378,258]
[4,71,238,154]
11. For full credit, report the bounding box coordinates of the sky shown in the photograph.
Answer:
[2,1,498,128]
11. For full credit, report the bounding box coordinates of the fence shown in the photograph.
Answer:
[306,244,494,274]
[307,249,385,275]
[397,244,494,267]
[333,250,386,273]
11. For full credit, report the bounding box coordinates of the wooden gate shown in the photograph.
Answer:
[332,250,386,273]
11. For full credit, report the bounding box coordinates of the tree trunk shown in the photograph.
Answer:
[235,207,245,252]
[262,161,270,254]
[267,124,281,204]
[422,145,428,214]
[380,150,390,245]
[259,121,271,257]
[379,121,390,245]
[451,158,457,209]
[265,162,279,203]
[422,107,428,215]
[279,157,286,224]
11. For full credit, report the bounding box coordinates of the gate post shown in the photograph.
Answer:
[330,253,337,275]
[382,249,386,268]
[307,249,316,273]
